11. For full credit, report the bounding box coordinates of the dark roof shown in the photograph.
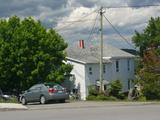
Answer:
[121,49,138,56]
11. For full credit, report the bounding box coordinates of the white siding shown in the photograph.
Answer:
[67,61,86,100]
[110,58,135,91]
[84,58,135,95]
[67,57,135,100]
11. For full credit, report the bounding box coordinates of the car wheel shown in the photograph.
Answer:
[21,97,27,105]
[40,96,46,104]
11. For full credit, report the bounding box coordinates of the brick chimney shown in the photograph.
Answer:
[79,40,84,49]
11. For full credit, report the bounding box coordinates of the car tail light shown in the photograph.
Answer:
[48,88,57,93]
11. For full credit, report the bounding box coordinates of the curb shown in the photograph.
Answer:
[0,103,28,111]
[28,101,160,110]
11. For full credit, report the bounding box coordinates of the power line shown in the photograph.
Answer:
[55,9,99,31]
[87,12,99,43]
[72,12,99,61]
[60,10,100,61]
[104,4,160,9]
[56,19,97,33]
[103,14,135,49]
[59,19,96,23]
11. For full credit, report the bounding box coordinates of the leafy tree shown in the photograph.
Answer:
[132,17,160,100]
[0,16,72,93]
[132,17,160,57]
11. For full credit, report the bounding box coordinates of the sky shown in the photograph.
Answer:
[0,0,160,49]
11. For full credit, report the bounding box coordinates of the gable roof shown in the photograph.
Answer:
[66,44,135,64]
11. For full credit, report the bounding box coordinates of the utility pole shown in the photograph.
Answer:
[99,7,105,93]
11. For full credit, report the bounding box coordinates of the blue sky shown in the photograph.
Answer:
[0,0,160,49]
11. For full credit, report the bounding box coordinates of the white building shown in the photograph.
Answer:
[65,44,135,100]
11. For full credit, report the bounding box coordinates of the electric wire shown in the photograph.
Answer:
[76,11,100,61]
[103,4,160,9]
[103,14,135,49]
[87,12,99,43]
[55,9,99,31]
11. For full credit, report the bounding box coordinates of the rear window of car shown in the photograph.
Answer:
[44,83,63,91]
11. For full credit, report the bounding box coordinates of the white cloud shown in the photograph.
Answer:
[0,0,160,48]
[106,7,160,27]
[55,4,160,48]
[55,7,98,31]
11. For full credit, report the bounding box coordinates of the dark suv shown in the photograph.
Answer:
[20,83,69,105]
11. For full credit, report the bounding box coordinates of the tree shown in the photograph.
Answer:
[132,17,160,57]
[132,17,160,100]
[0,16,72,93]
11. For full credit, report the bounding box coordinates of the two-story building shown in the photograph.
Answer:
[65,44,135,100]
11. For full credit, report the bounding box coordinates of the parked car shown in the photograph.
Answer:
[19,83,69,105]
[0,89,10,100]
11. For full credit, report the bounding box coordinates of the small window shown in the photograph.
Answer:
[128,80,130,90]
[116,60,119,72]
[127,59,130,71]
[89,67,92,75]
[103,64,106,73]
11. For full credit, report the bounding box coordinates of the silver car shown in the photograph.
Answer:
[20,83,69,105]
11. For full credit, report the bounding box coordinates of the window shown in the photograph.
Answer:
[29,85,37,90]
[116,60,119,72]
[104,85,107,91]
[103,64,106,73]
[128,79,130,90]
[89,67,92,75]
[127,59,130,71]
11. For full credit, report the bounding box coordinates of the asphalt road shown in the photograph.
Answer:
[0,102,160,120]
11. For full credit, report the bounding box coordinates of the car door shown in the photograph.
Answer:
[24,87,35,102]
[31,85,41,101]
[25,85,39,102]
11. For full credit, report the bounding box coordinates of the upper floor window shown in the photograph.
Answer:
[127,59,130,71]
[103,64,106,73]
[89,67,92,75]
[116,60,119,72]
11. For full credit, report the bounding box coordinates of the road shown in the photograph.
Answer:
[0,102,160,120]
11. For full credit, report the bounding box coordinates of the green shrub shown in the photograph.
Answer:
[0,96,18,103]
[109,80,122,98]
[86,95,117,101]
[118,93,126,100]
[86,95,97,100]
[137,96,146,101]
[96,95,108,100]
[88,85,98,96]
